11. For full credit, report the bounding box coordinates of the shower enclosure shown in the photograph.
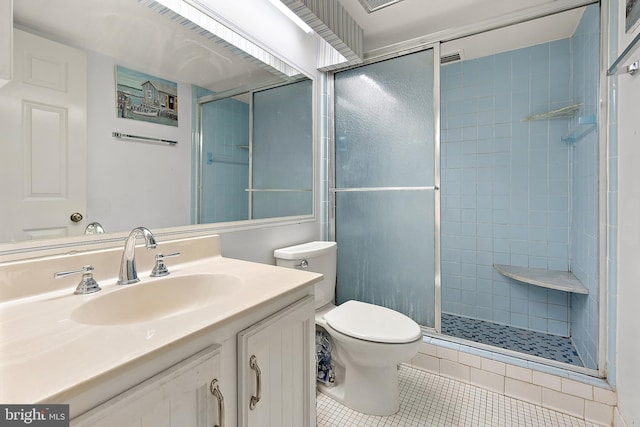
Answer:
[331,4,601,373]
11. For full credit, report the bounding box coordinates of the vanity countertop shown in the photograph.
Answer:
[0,236,321,406]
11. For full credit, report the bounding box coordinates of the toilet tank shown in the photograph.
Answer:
[274,241,337,309]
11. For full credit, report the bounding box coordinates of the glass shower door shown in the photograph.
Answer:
[333,49,438,328]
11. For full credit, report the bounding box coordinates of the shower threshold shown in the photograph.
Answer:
[441,313,584,367]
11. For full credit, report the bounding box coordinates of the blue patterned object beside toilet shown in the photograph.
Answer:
[316,329,336,386]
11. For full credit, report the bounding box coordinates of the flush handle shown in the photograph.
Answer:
[210,379,225,427]
[295,259,308,269]
[249,355,262,410]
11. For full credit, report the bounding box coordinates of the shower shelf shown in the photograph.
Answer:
[493,264,588,294]
[561,115,597,144]
[521,103,582,122]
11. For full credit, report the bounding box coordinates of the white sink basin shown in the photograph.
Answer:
[70,273,242,325]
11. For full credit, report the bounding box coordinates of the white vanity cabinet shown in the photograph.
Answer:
[237,295,316,427]
[69,295,316,427]
[71,345,225,427]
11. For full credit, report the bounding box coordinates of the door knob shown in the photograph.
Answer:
[70,212,84,223]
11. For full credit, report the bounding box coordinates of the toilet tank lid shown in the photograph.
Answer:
[274,241,336,260]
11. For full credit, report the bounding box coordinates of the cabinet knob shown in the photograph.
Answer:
[210,379,224,427]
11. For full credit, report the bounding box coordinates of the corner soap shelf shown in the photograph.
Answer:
[493,264,588,294]
[521,103,597,144]
[521,103,582,121]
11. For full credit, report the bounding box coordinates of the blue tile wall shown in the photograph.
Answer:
[441,39,572,336]
[199,95,250,223]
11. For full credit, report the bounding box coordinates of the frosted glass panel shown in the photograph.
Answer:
[252,191,312,219]
[335,191,435,327]
[334,49,437,328]
[253,80,313,190]
[335,50,435,188]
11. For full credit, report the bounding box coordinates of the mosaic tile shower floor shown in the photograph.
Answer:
[441,313,583,367]
[316,365,601,427]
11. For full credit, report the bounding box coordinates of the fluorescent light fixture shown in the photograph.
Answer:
[149,0,300,77]
[268,0,314,34]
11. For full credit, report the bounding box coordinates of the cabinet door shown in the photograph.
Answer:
[238,295,315,427]
[71,345,225,427]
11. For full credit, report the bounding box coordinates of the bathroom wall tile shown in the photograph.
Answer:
[458,351,482,369]
[440,359,470,382]
[593,387,617,406]
[511,298,528,314]
[548,319,569,336]
[529,316,548,333]
[533,370,562,391]
[548,303,569,321]
[504,365,532,385]
[584,400,613,426]
[493,310,511,325]
[410,352,440,373]
[505,378,542,405]
[481,358,506,376]
[417,342,438,357]
[542,388,585,419]
[561,378,593,400]
[471,367,505,393]
[510,312,529,329]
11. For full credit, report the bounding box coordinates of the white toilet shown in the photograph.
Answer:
[274,241,422,416]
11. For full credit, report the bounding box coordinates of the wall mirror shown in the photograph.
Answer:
[0,0,314,250]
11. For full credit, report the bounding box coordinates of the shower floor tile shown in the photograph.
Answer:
[317,365,601,427]
[441,313,583,367]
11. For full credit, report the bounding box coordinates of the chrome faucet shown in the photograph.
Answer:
[118,226,157,285]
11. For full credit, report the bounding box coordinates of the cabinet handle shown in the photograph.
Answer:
[249,355,262,410]
[210,379,225,427]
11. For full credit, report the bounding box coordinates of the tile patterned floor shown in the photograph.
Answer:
[316,365,601,427]
[441,313,583,367]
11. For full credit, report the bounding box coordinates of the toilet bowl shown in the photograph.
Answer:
[274,241,422,416]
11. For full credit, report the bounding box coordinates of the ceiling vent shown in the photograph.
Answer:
[357,0,405,13]
[440,50,464,65]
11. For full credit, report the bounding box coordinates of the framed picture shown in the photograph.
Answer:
[115,65,178,127]
[626,0,640,33]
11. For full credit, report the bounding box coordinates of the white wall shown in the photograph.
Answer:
[86,50,192,233]
[614,0,640,423]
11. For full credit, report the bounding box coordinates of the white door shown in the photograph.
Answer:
[238,296,316,427]
[0,29,86,243]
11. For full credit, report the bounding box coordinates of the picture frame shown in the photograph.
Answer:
[115,65,178,127]
[626,0,640,33]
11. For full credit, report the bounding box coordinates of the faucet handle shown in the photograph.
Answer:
[54,265,101,295]
[150,252,181,277]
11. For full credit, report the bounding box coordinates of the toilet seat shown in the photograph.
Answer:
[324,300,422,344]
